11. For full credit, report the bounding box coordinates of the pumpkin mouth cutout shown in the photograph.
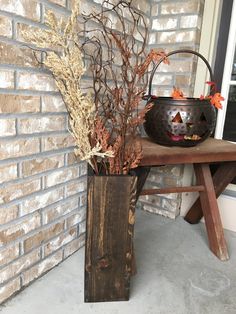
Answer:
[166,132,185,141]
[166,111,209,141]
[166,130,209,142]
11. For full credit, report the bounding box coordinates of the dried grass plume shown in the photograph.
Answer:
[22,0,113,172]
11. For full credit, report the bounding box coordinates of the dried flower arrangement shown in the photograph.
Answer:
[23,0,167,175]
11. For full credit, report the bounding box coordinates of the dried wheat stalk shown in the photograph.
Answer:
[22,0,113,173]
[23,0,167,174]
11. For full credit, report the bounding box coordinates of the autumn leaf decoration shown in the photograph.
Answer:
[199,81,224,109]
[136,49,169,77]
[209,93,224,109]
[171,87,186,99]
[171,81,224,110]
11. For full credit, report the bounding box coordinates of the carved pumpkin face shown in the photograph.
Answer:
[166,111,209,141]
[144,97,216,146]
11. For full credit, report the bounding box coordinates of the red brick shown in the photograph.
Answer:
[0,213,41,247]
[21,187,64,216]
[0,95,40,114]
[67,152,78,165]
[22,155,64,177]
[0,118,16,137]
[44,227,77,256]
[131,0,150,14]
[0,243,19,266]
[0,42,40,67]
[0,69,14,89]
[0,178,41,205]
[0,138,40,160]
[152,74,173,86]
[17,72,57,92]
[159,59,193,73]
[67,210,86,228]
[22,250,63,286]
[41,96,66,112]
[158,30,199,44]
[42,197,79,224]
[0,163,17,184]
[1,0,40,21]
[0,15,12,37]
[0,205,18,225]
[45,166,80,187]
[176,75,192,86]
[64,234,85,258]
[18,116,66,134]
[152,17,178,31]
[24,221,64,252]
[0,277,21,304]
[0,249,40,284]
[41,134,75,151]
[180,15,200,29]
[161,2,201,15]
[65,179,86,197]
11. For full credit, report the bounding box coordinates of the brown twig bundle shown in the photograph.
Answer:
[82,0,155,174]
[23,0,167,174]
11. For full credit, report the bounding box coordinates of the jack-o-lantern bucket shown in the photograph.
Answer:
[143,50,216,147]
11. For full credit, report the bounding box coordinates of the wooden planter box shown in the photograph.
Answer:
[84,170,137,302]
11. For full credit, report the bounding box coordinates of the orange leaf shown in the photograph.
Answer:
[210,93,224,109]
[171,87,186,99]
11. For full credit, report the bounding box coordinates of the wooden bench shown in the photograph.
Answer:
[139,137,236,261]
[84,137,236,302]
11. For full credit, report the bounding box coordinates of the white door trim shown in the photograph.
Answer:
[193,0,222,97]
[215,0,236,139]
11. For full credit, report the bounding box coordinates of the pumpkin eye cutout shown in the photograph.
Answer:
[172,112,183,123]
[200,112,207,122]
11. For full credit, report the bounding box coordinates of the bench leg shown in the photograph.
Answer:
[185,162,236,224]
[193,163,229,261]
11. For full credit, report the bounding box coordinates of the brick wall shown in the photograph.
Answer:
[149,0,204,97]
[0,0,205,304]
[0,0,87,304]
[138,0,205,218]
[0,0,153,304]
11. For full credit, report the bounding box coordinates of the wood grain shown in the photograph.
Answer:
[140,185,205,195]
[140,137,236,166]
[185,161,236,224]
[85,174,137,302]
[193,163,229,261]
[138,137,236,261]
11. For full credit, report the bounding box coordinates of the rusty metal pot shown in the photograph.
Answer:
[143,49,216,147]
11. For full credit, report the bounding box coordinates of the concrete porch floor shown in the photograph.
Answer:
[1,209,236,314]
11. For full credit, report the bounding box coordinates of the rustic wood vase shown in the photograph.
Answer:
[84,167,138,302]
